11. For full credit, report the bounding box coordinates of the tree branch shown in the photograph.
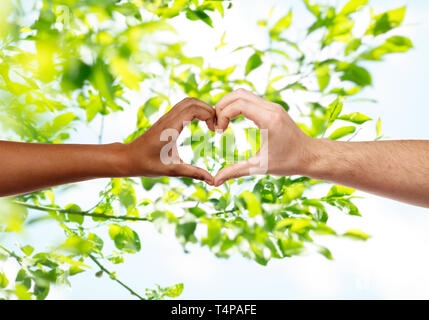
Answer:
[0,245,23,265]
[13,201,151,222]
[88,254,145,300]
[213,209,237,216]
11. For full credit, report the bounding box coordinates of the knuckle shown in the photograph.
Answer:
[272,102,284,111]
[235,88,247,95]
[232,99,246,109]
[188,104,201,115]
[270,112,284,124]
[179,97,197,108]
[208,106,216,115]
[187,103,197,110]
[186,97,199,104]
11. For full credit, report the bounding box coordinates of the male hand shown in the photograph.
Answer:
[213,89,313,186]
[125,97,216,185]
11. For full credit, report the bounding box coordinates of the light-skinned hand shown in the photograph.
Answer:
[213,89,313,186]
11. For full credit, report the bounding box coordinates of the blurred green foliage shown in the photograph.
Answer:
[0,0,412,299]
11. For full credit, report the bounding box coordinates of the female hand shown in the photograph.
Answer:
[125,97,216,185]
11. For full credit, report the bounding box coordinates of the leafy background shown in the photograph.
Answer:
[1,0,429,299]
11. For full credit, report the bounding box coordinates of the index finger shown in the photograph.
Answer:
[216,89,269,112]
[169,98,216,132]
[216,98,269,131]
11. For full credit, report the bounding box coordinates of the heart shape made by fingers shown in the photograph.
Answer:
[177,118,264,186]
[163,88,309,187]
[147,90,282,186]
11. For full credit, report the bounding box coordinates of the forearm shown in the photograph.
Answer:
[0,141,129,196]
[300,139,429,208]
[0,99,217,197]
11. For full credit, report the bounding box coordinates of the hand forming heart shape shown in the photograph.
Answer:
[125,89,312,188]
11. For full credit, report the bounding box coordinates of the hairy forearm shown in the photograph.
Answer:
[300,139,429,208]
[0,141,129,196]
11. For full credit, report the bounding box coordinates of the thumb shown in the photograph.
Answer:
[213,160,251,187]
[173,163,214,185]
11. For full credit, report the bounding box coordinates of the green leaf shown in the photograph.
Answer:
[282,183,305,204]
[162,188,183,203]
[108,256,124,265]
[176,222,197,242]
[339,0,368,16]
[278,239,304,257]
[61,59,91,92]
[0,272,9,289]
[285,82,307,91]
[90,58,115,103]
[118,184,136,209]
[366,7,406,36]
[215,32,228,50]
[108,224,141,253]
[186,9,213,27]
[202,218,222,248]
[83,92,104,122]
[303,0,320,17]
[253,180,277,204]
[88,233,104,252]
[336,62,372,87]
[191,187,208,202]
[153,0,187,18]
[140,96,164,120]
[34,282,50,300]
[360,36,413,61]
[327,198,361,216]
[45,112,77,135]
[328,185,356,197]
[338,112,372,124]
[269,10,292,39]
[318,246,333,260]
[21,245,34,256]
[315,65,330,91]
[59,235,93,255]
[343,229,370,240]
[328,126,356,140]
[245,52,263,76]
[128,20,176,36]
[345,38,362,55]
[65,204,84,225]
[141,177,169,191]
[16,269,31,289]
[165,283,184,298]
[69,266,85,276]
[188,207,206,218]
[239,191,262,217]
[376,118,382,136]
[324,14,354,44]
[14,284,32,300]
[327,98,344,126]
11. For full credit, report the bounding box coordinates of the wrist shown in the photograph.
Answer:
[105,142,134,178]
[295,138,336,179]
